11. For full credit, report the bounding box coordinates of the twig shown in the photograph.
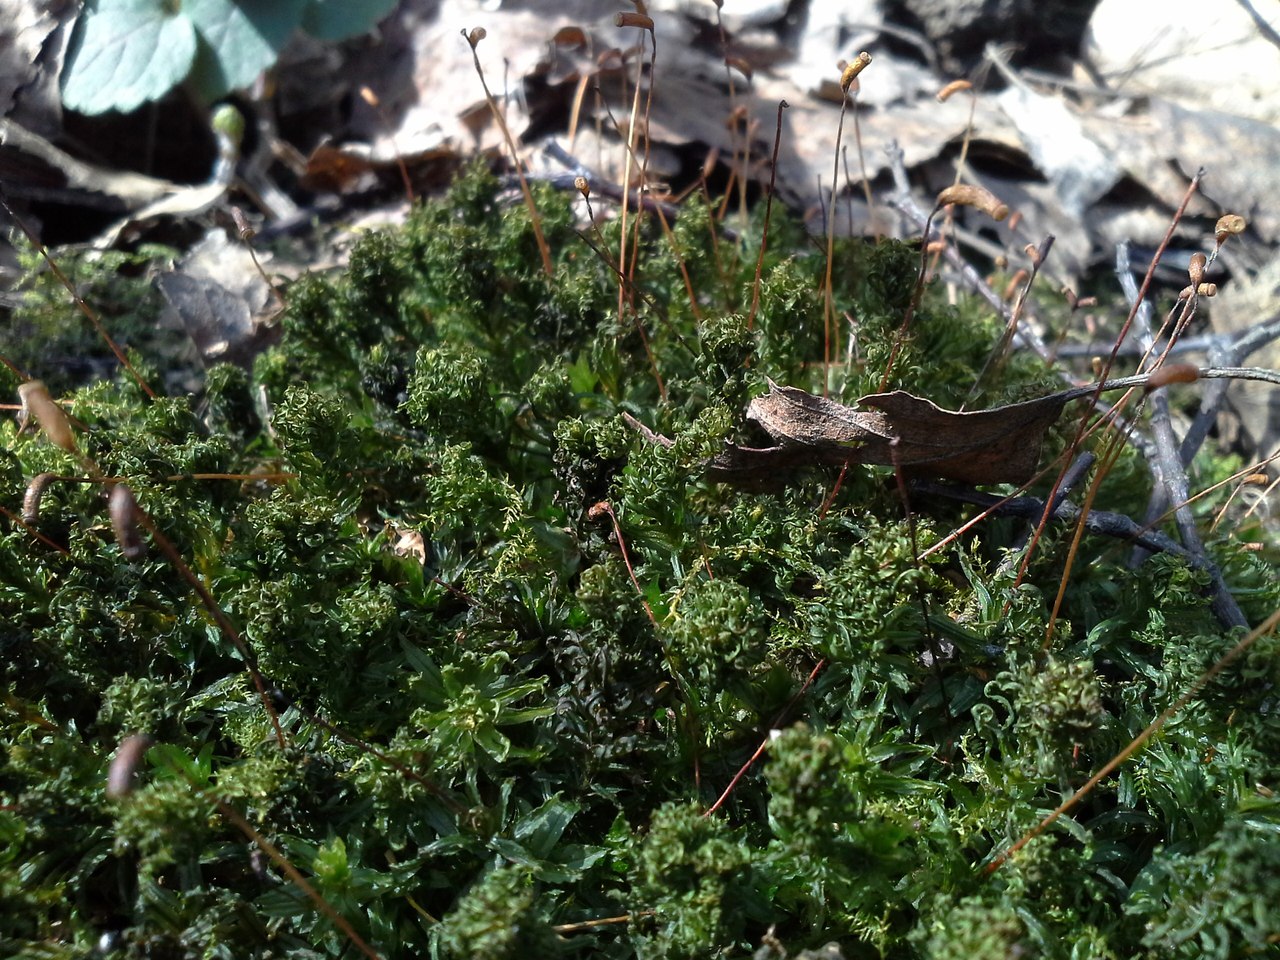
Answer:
[913,480,1203,563]
[1117,245,1248,629]
[1180,309,1280,465]
[996,452,1095,578]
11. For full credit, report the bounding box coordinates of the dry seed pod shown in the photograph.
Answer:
[22,472,57,526]
[1145,363,1200,391]
[615,11,654,30]
[1197,282,1218,297]
[109,484,147,561]
[106,733,154,799]
[1188,252,1208,286]
[230,206,256,241]
[935,183,1009,222]
[936,79,972,102]
[574,176,590,198]
[465,26,486,48]
[17,380,77,454]
[1214,214,1246,242]
[841,52,872,93]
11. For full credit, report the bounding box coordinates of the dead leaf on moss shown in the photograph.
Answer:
[708,379,1072,485]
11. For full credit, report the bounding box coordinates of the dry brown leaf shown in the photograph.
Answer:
[710,380,1071,485]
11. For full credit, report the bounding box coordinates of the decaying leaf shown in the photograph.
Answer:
[708,380,1073,485]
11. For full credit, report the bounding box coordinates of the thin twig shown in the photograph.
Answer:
[1119,246,1248,628]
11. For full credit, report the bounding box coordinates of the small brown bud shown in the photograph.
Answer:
[17,380,77,454]
[925,239,947,255]
[107,734,154,799]
[109,484,147,562]
[1007,210,1023,231]
[465,26,486,49]
[22,473,56,526]
[840,52,872,93]
[936,79,972,102]
[359,86,380,108]
[1196,282,1218,297]
[701,146,720,182]
[1187,252,1207,286]
[230,206,256,241]
[574,176,590,198]
[1214,214,1246,242]
[1145,363,1200,391]
[614,11,654,30]
[1062,287,1078,309]
[935,183,1008,221]
[1091,356,1105,378]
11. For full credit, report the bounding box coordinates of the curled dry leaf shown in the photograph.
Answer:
[707,380,1073,485]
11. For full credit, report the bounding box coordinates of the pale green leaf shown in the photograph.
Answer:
[61,0,197,114]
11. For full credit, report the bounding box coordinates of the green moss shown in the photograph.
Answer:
[0,161,1273,959]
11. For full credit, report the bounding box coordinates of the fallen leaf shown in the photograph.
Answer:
[709,380,1072,485]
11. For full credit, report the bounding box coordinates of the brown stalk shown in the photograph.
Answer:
[462,28,554,277]
[703,656,826,816]
[745,100,789,332]
[212,796,385,960]
[822,54,871,395]
[129,491,287,749]
[1007,170,1205,604]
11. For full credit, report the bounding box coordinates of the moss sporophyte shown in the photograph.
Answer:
[1,162,1277,959]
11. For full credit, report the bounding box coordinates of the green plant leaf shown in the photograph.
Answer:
[300,0,400,42]
[184,0,308,101]
[60,0,197,114]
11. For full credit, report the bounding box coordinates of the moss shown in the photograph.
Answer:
[0,162,1273,959]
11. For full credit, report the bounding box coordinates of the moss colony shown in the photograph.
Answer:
[2,165,1278,959]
